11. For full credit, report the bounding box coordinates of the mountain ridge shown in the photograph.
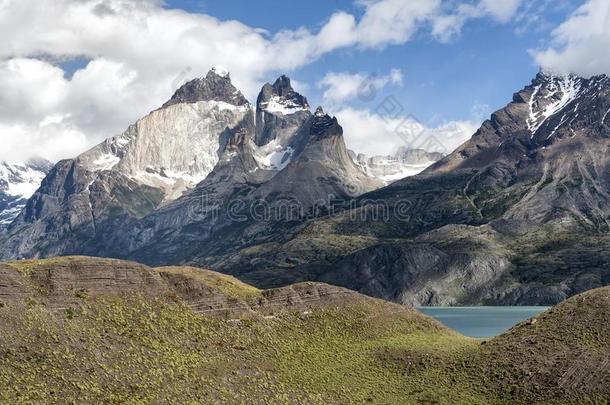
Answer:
[184,71,610,306]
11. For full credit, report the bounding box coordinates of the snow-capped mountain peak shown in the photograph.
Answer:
[522,72,610,145]
[257,75,309,115]
[527,73,583,136]
[254,75,312,147]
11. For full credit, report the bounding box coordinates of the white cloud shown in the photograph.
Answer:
[533,0,610,77]
[318,69,403,105]
[354,0,442,48]
[479,0,524,22]
[0,0,515,162]
[333,107,479,157]
[432,0,524,42]
[0,0,449,162]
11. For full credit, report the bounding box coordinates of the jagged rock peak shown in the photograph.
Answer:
[23,157,54,173]
[209,66,230,78]
[310,111,340,139]
[314,106,325,117]
[162,68,249,109]
[257,75,309,114]
[526,70,609,99]
[271,75,297,98]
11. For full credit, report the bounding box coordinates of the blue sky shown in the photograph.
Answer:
[166,0,581,125]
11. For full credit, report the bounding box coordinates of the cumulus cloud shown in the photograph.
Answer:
[0,0,449,162]
[353,0,442,48]
[317,69,403,105]
[0,0,520,162]
[334,107,479,157]
[533,0,610,77]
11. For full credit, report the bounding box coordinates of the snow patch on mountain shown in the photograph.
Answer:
[602,107,610,124]
[528,74,582,136]
[207,100,250,112]
[381,165,431,182]
[0,162,49,198]
[91,153,121,171]
[260,96,309,115]
[253,140,295,170]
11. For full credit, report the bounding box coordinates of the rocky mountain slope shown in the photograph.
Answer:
[0,256,608,404]
[98,104,382,266]
[0,159,53,228]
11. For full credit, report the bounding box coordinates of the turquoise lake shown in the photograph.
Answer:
[416,306,550,338]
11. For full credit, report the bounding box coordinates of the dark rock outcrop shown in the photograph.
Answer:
[254,75,310,146]
[162,68,249,108]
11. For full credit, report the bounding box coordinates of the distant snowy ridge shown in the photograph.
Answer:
[351,147,444,183]
[0,159,53,226]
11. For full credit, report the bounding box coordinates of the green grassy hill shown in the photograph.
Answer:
[0,257,608,404]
